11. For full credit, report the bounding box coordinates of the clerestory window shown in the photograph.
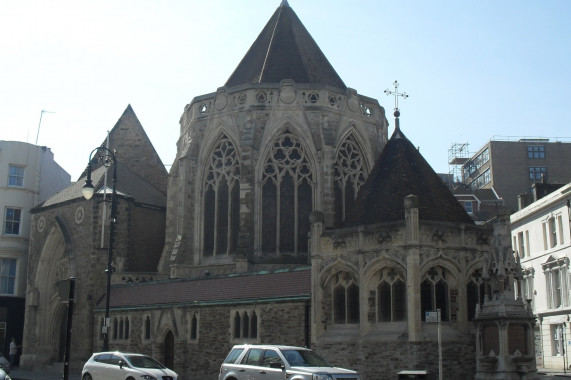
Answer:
[203,135,240,256]
[334,134,367,225]
[261,130,314,254]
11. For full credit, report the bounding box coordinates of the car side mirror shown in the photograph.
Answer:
[118,360,125,369]
[269,361,284,369]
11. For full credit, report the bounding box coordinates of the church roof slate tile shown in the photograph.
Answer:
[106,268,311,309]
[344,124,475,226]
[225,2,346,90]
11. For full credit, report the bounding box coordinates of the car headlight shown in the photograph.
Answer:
[139,376,157,380]
[313,375,333,380]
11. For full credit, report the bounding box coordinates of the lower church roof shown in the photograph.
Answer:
[102,267,311,310]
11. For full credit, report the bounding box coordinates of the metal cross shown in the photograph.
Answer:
[384,80,409,111]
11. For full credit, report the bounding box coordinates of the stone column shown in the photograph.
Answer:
[405,195,421,341]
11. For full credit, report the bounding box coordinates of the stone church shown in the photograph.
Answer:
[22,2,504,379]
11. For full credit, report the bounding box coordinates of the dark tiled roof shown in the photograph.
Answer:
[37,164,166,209]
[344,124,475,226]
[105,268,311,309]
[225,2,346,90]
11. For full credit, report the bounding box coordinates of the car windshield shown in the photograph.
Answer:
[280,349,332,367]
[125,355,166,369]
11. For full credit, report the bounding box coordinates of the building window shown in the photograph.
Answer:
[462,148,489,180]
[112,317,129,340]
[518,231,526,258]
[0,259,17,295]
[144,315,151,340]
[543,257,569,309]
[468,168,491,190]
[332,271,359,324]
[520,268,534,309]
[4,208,22,235]
[464,201,473,214]
[8,165,24,187]
[232,310,258,340]
[421,266,449,321]
[376,267,406,322]
[262,129,314,254]
[203,135,240,256]
[334,134,367,225]
[552,324,565,356]
[466,269,485,321]
[525,230,531,257]
[527,145,545,159]
[190,313,198,341]
[529,167,547,181]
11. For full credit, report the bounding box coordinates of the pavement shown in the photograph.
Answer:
[9,367,81,380]
[6,367,571,380]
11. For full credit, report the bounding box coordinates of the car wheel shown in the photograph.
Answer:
[82,374,93,380]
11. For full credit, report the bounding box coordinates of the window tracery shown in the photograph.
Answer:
[421,266,449,321]
[332,271,359,324]
[376,267,406,322]
[334,134,367,225]
[203,135,240,256]
[262,130,313,254]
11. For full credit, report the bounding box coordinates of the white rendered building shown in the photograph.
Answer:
[0,141,70,349]
[511,182,571,370]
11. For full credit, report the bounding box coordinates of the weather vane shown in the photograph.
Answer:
[384,80,409,112]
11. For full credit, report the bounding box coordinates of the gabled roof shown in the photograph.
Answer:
[104,267,311,309]
[35,164,166,210]
[79,105,167,195]
[225,1,346,90]
[344,122,475,226]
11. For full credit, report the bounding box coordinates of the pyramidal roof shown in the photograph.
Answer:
[344,119,475,226]
[225,0,346,89]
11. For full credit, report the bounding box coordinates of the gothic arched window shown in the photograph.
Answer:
[467,269,485,320]
[203,135,240,256]
[377,267,406,322]
[421,266,449,321]
[332,271,360,324]
[262,130,314,254]
[334,134,367,225]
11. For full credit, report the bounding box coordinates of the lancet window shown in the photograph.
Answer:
[203,135,240,256]
[262,130,313,254]
[334,134,367,225]
[421,266,449,321]
[332,271,360,324]
[466,269,485,320]
[376,267,406,322]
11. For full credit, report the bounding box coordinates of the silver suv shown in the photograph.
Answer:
[218,344,360,380]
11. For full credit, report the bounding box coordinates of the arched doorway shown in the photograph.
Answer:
[164,331,174,369]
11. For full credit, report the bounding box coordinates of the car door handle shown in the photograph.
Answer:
[239,369,245,372]
[259,370,266,374]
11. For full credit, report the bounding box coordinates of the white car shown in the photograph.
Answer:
[0,353,10,374]
[219,344,360,380]
[81,351,177,380]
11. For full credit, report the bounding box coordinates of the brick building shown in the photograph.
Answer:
[461,138,571,213]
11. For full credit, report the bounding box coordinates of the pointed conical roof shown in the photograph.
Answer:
[225,1,346,89]
[344,122,474,226]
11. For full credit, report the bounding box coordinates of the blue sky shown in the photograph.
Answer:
[1,0,570,180]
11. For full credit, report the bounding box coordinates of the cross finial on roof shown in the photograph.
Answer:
[384,80,409,115]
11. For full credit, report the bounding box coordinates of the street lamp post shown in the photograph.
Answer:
[82,147,118,352]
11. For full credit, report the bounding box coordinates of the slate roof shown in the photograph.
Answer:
[225,1,346,90]
[104,267,311,309]
[344,121,475,226]
[35,161,166,210]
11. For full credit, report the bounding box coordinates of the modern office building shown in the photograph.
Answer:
[510,182,571,370]
[0,141,70,356]
[461,138,571,213]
